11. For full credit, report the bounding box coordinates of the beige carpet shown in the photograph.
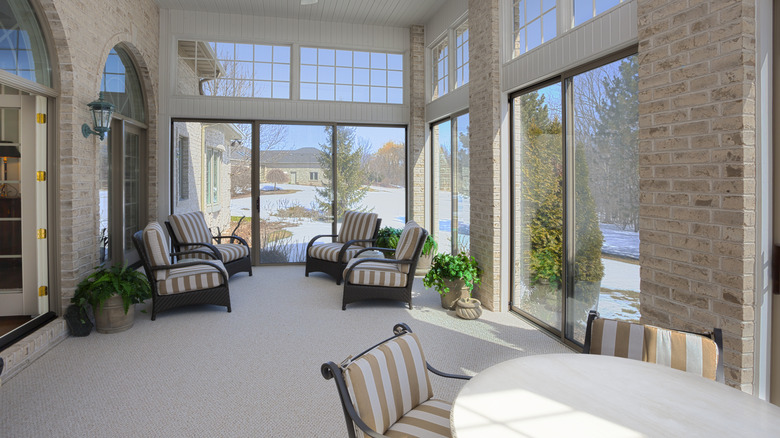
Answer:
[0,266,572,437]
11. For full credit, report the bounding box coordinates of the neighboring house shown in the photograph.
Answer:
[173,45,241,235]
[258,147,321,186]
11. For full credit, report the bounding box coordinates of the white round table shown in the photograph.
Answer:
[451,354,780,437]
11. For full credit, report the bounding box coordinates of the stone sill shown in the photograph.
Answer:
[0,318,68,384]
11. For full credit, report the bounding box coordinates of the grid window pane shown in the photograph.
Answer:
[300,47,403,104]
[513,0,555,58]
[180,40,290,99]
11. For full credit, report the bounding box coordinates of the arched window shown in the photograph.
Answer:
[98,45,146,266]
[101,47,145,122]
[0,0,52,86]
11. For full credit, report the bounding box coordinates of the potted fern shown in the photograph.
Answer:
[72,264,151,334]
[423,252,482,317]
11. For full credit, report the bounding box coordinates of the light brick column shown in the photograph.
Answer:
[637,0,757,391]
[39,0,160,311]
[468,0,502,310]
[408,25,426,223]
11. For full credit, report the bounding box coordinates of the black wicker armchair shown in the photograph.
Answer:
[132,223,231,321]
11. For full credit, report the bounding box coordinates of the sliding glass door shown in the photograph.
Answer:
[172,121,406,264]
[511,82,564,329]
[511,53,639,345]
[431,112,469,255]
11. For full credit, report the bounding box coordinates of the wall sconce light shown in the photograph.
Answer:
[81,92,115,141]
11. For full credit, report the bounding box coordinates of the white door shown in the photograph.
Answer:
[0,94,47,317]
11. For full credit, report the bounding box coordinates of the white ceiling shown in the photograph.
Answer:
[155,0,449,27]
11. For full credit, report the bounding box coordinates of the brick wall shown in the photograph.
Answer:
[637,0,757,390]
[36,0,160,311]
[409,25,425,224]
[467,0,502,311]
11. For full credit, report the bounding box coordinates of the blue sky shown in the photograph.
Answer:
[285,124,405,154]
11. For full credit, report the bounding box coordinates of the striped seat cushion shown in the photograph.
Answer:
[589,318,645,360]
[394,221,424,274]
[343,332,434,436]
[344,260,407,287]
[213,243,249,263]
[385,399,453,438]
[156,261,227,295]
[645,325,719,380]
[309,242,362,263]
[168,211,213,244]
[338,211,379,248]
[143,222,171,281]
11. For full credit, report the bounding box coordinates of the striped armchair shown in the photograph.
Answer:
[583,310,724,382]
[166,211,252,278]
[305,211,381,284]
[321,323,470,438]
[132,222,231,320]
[341,220,428,310]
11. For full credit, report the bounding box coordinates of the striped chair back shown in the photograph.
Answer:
[338,211,379,248]
[341,332,434,436]
[394,220,425,274]
[143,222,171,280]
[584,311,721,381]
[168,211,213,244]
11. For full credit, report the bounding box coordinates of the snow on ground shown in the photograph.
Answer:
[231,187,642,319]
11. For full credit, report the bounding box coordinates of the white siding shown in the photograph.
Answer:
[502,0,637,93]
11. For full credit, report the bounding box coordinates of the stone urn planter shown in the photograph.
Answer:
[455,297,482,320]
[94,295,135,334]
[415,251,433,276]
[440,279,470,310]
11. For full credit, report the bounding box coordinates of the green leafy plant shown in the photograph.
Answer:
[376,226,437,257]
[72,264,151,315]
[423,252,482,296]
[376,226,402,253]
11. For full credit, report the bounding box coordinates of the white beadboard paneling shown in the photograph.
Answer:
[157,0,447,28]
[426,84,469,124]
[424,0,468,47]
[502,0,638,94]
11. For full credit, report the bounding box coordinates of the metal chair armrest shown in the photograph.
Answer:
[213,234,250,247]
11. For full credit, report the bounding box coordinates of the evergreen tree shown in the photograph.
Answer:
[593,57,639,230]
[314,126,369,219]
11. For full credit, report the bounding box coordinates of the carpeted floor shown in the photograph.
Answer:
[0,265,573,437]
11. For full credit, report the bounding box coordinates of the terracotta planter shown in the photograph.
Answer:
[440,279,469,310]
[455,298,482,320]
[94,295,135,334]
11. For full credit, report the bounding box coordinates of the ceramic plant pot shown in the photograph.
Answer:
[455,297,482,320]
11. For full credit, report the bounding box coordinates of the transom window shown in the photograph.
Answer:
[574,0,623,27]
[0,0,51,87]
[300,47,403,104]
[513,0,557,57]
[177,40,291,99]
[455,21,469,88]
[431,39,448,100]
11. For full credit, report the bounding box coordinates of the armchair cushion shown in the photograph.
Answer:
[338,211,379,247]
[588,318,645,360]
[384,399,453,438]
[343,260,407,287]
[157,262,228,295]
[168,211,213,244]
[342,332,433,435]
[645,325,719,380]
[309,242,363,263]
[394,220,425,273]
[214,243,250,263]
[143,222,171,281]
